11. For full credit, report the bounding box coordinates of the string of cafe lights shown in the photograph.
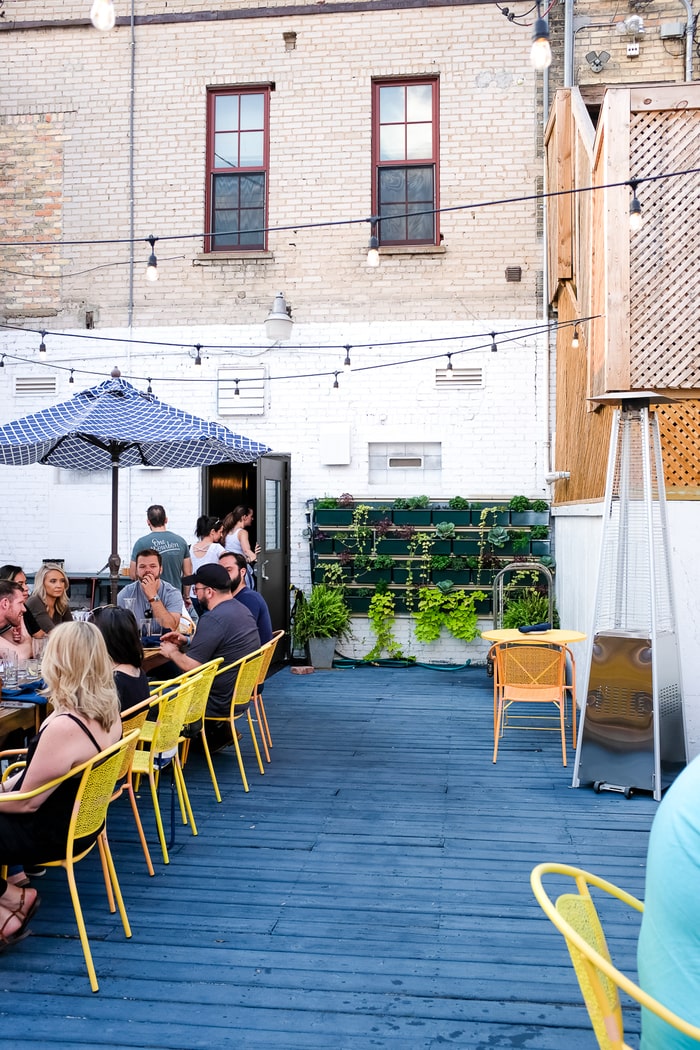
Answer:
[0,315,598,393]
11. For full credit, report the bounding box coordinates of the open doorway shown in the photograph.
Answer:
[204,455,290,642]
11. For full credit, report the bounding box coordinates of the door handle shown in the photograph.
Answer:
[261,559,269,581]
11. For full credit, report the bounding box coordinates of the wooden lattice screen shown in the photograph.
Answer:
[657,401,700,497]
[629,106,700,389]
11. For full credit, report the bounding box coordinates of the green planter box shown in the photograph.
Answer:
[432,571,472,587]
[452,538,480,556]
[471,505,509,526]
[392,510,431,526]
[510,511,549,527]
[530,540,551,556]
[313,538,334,554]
[431,509,471,525]
[353,569,392,584]
[315,508,353,526]
[346,595,371,614]
[431,539,452,555]
[375,538,411,555]
[392,567,412,584]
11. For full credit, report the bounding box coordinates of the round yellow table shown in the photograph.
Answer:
[480,628,587,644]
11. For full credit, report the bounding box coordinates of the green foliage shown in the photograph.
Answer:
[448,496,470,510]
[502,588,559,629]
[512,532,531,553]
[407,495,430,509]
[293,584,352,647]
[338,493,355,507]
[487,525,509,547]
[364,590,406,661]
[316,497,338,509]
[508,495,531,512]
[435,521,456,539]
[392,497,409,510]
[430,554,452,571]
[531,499,549,513]
[322,562,346,588]
[372,554,395,570]
[351,504,372,553]
[413,588,487,642]
[530,525,549,540]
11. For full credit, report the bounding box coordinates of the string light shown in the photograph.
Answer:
[0,355,4,368]
[571,326,579,349]
[234,379,240,396]
[366,217,380,268]
[147,378,153,394]
[146,235,158,282]
[39,331,47,356]
[69,369,75,384]
[333,371,340,390]
[629,181,644,232]
[490,332,498,353]
[343,346,352,373]
[194,343,202,366]
[446,352,454,377]
[530,2,552,70]
[90,0,116,31]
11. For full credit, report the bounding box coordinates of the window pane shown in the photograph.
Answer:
[406,83,433,121]
[378,168,406,203]
[212,174,265,248]
[407,166,434,201]
[406,123,432,160]
[265,479,281,549]
[380,125,405,162]
[215,94,239,131]
[213,175,240,209]
[240,93,264,130]
[240,173,265,207]
[379,85,405,123]
[239,130,264,167]
[380,211,406,242]
[214,132,239,169]
[407,208,434,240]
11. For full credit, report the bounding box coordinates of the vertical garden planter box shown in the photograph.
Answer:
[374,538,411,555]
[530,540,551,556]
[312,536,334,554]
[471,505,509,526]
[392,510,431,526]
[452,536,480,556]
[314,508,353,526]
[346,594,372,614]
[392,566,411,584]
[431,509,471,525]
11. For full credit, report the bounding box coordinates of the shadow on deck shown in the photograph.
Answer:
[2,664,657,1049]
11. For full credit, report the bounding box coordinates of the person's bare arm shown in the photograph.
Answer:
[159,636,201,674]
[138,574,180,631]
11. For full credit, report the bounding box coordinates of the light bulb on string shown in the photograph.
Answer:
[530,3,552,70]
[145,235,158,281]
[0,355,5,368]
[629,182,644,232]
[446,352,454,377]
[69,369,75,384]
[490,332,498,353]
[39,332,47,356]
[333,371,340,390]
[571,326,579,349]
[343,346,352,373]
[234,379,240,396]
[366,216,380,267]
[194,343,202,366]
[147,378,153,395]
[90,0,116,31]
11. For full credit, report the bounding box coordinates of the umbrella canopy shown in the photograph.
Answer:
[0,375,271,598]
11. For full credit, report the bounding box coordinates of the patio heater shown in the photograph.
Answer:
[571,392,687,801]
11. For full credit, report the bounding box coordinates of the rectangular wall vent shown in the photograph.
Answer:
[435,367,483,387]
[14,375,58,396]
[217,367,266,416]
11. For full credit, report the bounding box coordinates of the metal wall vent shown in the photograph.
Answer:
[218,367,266,416]
[14,375,58,396]
[505,266,522,282]
[435,367,483,387]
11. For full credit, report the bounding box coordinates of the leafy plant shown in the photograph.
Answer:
[364,590,406,661]
[351,504,372,549]
[292,584,352,647]
[321,562,346,588]
[338,492,355,507]
[372,554,395,570]
[435,521,456,539]
[394,524,416,540]
[502,588,558,629]
[508,495,531,512]
[413,588,487,642]
[435,579,454,594]
[316,497,338,509]
[338,551,353,567]
[487,525,509,547]
[392,497,409,510]
[407,495,430,510]
[530,525,549,540]
[374,516,394,538]
[448,496,470,510]
[430,554,452,571]
[353,553,372,575]
[512,532,531,553]
[531,499,549,513]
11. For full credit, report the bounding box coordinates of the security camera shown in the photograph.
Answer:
[545,471,571,484]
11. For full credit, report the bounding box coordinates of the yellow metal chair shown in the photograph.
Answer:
[130,677,198,864]
[176,657,225,802]
[252,629,285,762]
[0,730,140,993]
[491,642,575,765]
[530,862,700,1049]
[204,647,267,793]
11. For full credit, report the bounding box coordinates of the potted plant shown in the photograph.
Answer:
[292,583,352,668]
[392,495,431,525]
[433,497,470,525]
[314,496,354,526]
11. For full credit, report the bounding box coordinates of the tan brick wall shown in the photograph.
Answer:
[0,2,544,328]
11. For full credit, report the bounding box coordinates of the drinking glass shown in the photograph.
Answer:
[1,649,19,689]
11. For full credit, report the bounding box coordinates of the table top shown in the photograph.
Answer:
[0,700,39,743]
[480,628,587,645]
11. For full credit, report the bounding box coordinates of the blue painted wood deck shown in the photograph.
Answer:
[2,665,657,1049]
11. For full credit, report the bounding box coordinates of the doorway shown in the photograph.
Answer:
[204,455,290,641]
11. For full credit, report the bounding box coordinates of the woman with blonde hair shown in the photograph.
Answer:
[0,621,122,952]
[24,564,73,638]
[221,505,260,588]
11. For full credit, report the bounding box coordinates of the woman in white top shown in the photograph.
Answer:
[189,515,225,614]
[221,505,260,589]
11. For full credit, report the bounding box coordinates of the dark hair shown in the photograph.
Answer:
[195,514,221,539]
[147,504,167,527]
[0,564,24,581]
[0,579,23,601]
[220,551,247,573]
[90,605,144,668]
[221,505,253,538]
[135,548,163,567]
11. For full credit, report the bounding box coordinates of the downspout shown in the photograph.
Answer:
[127,0,136,327]
[676,0,694,81]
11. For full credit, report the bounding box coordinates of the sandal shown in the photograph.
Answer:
[7,871,31,888]
[0,887,41,953]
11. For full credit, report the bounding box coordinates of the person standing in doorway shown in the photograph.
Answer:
[221,505,260,589]
[129,505,192,595]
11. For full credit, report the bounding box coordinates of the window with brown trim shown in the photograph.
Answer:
[205,87,269,251]
[372,78,439,247]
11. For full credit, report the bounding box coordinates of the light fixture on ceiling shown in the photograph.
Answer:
[264,292,294,341]
[530,2,552,70]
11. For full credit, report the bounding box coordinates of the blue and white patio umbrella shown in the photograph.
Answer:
[0,373,271,599]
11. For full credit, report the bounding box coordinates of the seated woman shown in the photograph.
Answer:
[0,621,122,952]
[24,564,73,638]
[90,605,150,712]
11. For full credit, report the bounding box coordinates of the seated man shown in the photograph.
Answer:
[158,564,260,719]
[117,549,182,633]
[219,551,273,645]
[0,579,32,661]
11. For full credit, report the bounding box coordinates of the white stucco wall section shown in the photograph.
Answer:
[553,501,700,760]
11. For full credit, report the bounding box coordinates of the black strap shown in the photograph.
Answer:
[58,713,103,753]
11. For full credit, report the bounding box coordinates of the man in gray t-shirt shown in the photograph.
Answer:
[129,504,192,592]
[118,549,183,632]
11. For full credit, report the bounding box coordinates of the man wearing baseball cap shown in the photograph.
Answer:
[159,563,260,719]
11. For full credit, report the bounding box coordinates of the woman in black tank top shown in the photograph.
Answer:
[0,621,121,952]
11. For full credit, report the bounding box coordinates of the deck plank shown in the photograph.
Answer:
[1,664,657,1048]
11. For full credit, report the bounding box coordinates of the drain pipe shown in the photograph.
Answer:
[677,0,694,81]
[127,0,136,327]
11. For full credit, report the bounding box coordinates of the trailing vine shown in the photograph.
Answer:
[413,587,487,642]
[364,588,406,661]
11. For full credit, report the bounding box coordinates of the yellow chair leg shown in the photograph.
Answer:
[126,779,155,876]
[200,727,222,803]
[253,696,271,763]
[65,860,100,993]
[230,719,250,792]
[148,771,170,865]
[173,759,197,836]
[97,832,116,914]
[247,709,265,775]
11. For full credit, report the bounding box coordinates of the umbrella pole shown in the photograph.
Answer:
[109,460,121,604]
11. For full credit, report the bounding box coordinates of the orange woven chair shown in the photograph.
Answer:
[491,642,576,765]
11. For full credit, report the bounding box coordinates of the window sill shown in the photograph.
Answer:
[379,245,446,257]
[193,251,273,264]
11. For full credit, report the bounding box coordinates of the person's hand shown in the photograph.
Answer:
[160,631,187,649]
[159,639,179,658]
[139,572,159,602]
